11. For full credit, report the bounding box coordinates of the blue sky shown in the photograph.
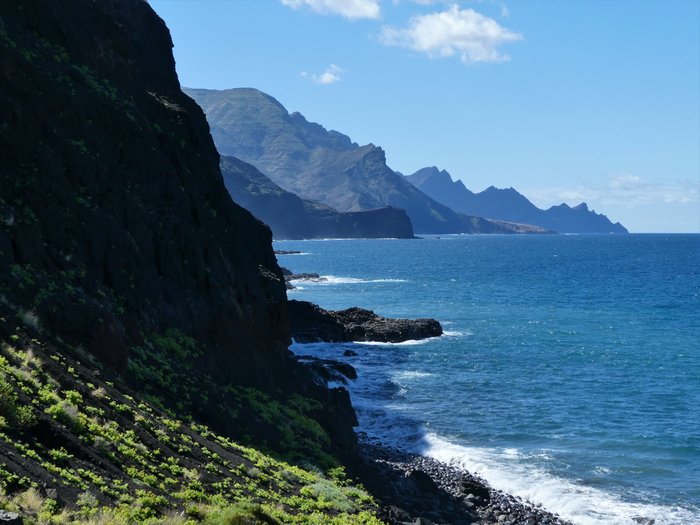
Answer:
[149,0,700,233]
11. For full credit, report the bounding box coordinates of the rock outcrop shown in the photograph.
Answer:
[288,300,443,343]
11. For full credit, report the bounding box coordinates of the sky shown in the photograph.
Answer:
[149,0,700,233]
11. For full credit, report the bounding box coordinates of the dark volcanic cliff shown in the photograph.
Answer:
[0,0,290,386]
[221,156,415,239]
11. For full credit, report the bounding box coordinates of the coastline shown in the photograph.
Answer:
[286,291,574,525]
[281,236,700,525]
[356,436,575,525]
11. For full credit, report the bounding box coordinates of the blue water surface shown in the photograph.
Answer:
[277,234,700,525]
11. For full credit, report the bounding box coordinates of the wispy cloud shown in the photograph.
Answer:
[380,4,522,63]
[523,175,700,210]
[281,0,380,20]
[301,64,345,84]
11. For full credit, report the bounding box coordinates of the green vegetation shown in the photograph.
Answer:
[0,315,382,524]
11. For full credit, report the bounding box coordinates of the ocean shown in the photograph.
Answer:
[276,234,700,525]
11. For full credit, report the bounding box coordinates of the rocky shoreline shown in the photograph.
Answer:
[281,259,572,524]
[357,438,575,525]
[288,299,443,343]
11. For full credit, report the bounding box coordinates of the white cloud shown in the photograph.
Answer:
[608,173,645,191]
[281,0,380,20]
[301,64,345,84]
[380,4,522,63]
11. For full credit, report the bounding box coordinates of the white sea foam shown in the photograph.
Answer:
[292,275,407,285]
[354,337,438,346]
[393,371,434,380]
[421,433,699,525]
[442,330,473,337]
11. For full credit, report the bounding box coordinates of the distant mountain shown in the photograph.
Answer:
[186,87,548,235]
[406,167,628,234]
[220,156,415,239]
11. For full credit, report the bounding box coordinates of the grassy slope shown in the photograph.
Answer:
[0,304,382,524]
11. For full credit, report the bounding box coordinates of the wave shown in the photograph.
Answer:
[354,337,437,346]
[420,433,699,525]
[288,340,699,525]
[442,329,473,337]
[289,275,408,285]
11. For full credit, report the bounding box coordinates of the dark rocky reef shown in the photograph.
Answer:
[0,0,356,460]
[288,300,443,343]
[221,155,415,239]
[280,266,326,290]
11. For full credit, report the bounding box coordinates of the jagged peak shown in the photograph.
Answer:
[573,202,589,212]
[363,144,386,162]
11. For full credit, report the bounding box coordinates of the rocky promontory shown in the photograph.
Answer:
[288,299,443,343]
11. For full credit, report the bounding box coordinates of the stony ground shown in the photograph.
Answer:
[358,437,574,525]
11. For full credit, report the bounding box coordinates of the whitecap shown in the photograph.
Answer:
[420,433,699,525]
[442,330,474,337]
[355,337,438,347]
[393,371,435,380]
[291,275,407,285]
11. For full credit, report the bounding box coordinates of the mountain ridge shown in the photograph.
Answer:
[220,155,415,239]
[185,87,549,235]
[406,166,628,234]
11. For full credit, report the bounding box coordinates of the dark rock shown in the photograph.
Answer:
[296,355,357,384]
[406,470,440,494]
[289,300,442,343]
[0,511,23,525]
[460,478,491,503]
[282,270,326,290]
[333,306,443,342]
[343,349,359,357]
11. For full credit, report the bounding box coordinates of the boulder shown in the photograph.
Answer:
[0,511,23,525]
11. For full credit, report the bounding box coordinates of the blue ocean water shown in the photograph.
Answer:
[276,234,700,525]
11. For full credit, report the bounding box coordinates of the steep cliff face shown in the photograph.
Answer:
[0,0,289,386]
[221,156,415,239]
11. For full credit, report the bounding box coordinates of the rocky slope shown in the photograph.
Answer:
[186,88,548,235]
[406,166,628,234]
[0,0,371,521]
[221,156,414,239]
